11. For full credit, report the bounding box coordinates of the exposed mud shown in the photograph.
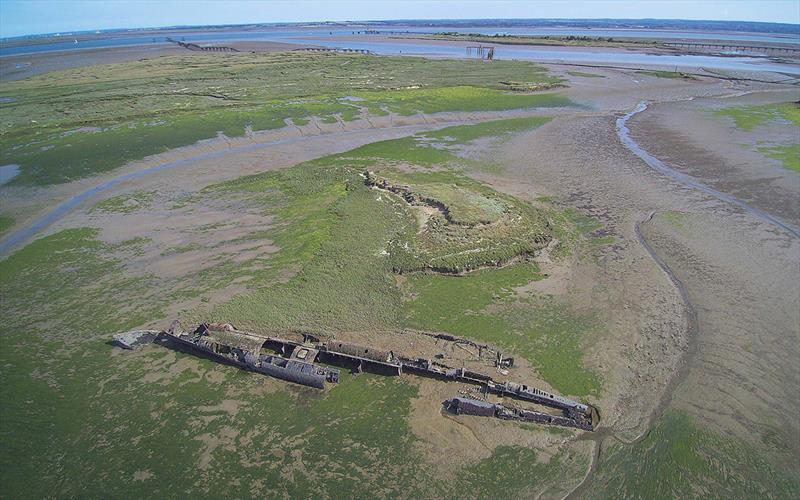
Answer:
[628,91,800,226]
[0,107,572,256]
[484,69,799,495]
[3,60,798,496]
[618,101,799,237]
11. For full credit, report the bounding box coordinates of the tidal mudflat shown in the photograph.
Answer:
[0,49,798,498]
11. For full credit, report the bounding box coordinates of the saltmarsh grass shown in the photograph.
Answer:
[0,53,569,186]
[0,215,14,235]
[758,143,800,172]
[589,411,800,499]
[0,101,603,497]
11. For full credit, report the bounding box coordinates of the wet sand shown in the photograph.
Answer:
[492,69,799,491]
[629,91,800,226]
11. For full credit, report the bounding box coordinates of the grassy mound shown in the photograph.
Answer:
[366,169,553,274]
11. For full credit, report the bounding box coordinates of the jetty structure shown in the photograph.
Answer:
[166,37,239,52]
[114,321,595,431]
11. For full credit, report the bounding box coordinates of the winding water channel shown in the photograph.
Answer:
[617,102,800,238]
[0,119,494,256]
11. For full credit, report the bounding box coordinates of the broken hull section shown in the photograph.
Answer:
[112,330,160,350]
[159,331,339,390]
[113,324,595,431]
[444,397,593,431]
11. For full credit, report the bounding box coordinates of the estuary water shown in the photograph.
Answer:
[2,26,799,75]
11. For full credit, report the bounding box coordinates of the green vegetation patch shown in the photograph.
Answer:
[715,102,800,131]
[196,128,597,395]
[424,115,552,144]
[659,211,690,229]
[589,411,800,498]
[459,445,588,497]
[636,70,697,80]
[567,71,606,78]
[346,136,458,166]
[0,226,440,497]
[758,143,800,172]
[353,85,571,116]
[368,169,553,274]
[200,163,410,333]
[92,190,156,214]
[0,114,602,495]
[404,264,601,397]
[0,214,14,235]
[0,217,444,498]
[345,116,552,168]
[0,52,569,186]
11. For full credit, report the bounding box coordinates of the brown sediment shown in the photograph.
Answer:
[566,210,701,498]
[0,108,568,256]
[0,41,307,82]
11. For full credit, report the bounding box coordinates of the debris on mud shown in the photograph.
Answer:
[112,330,160,349]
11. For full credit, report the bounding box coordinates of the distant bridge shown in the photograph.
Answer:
[293,47,374,55]
[663,42,800,56]
[167,38,239,53]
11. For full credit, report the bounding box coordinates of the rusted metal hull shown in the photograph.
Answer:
[160,331,338,390]
[114,323,595,431]
[444,397,593,431]
[112,330,160,349]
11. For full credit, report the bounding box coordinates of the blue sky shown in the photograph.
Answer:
[2,0,798,38]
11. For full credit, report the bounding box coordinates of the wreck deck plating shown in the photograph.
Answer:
[444,397,593,431]
[159,328,340,389]
[116,324,595,430]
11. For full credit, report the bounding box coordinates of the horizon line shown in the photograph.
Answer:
[2,17,799,41]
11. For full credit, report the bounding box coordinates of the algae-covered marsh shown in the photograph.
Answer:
[566,70,607,78]
[758,143,800,173]
[0,116,601,496]
[587,411,800,498]
[715,101,800,131]
[91,190,157,214]
[341,115,551,167]
[714,102,800,172]
[403,264,601,397]
[636,70,697,80]
[0,214,14,235]
[0,52,570,185]
[368,168,557,274]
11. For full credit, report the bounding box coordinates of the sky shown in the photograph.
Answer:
[1,0,799,38]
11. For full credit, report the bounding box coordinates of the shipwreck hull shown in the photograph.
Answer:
[161,332,336,390]
[444,397,593,431]
[114,323,595,431]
